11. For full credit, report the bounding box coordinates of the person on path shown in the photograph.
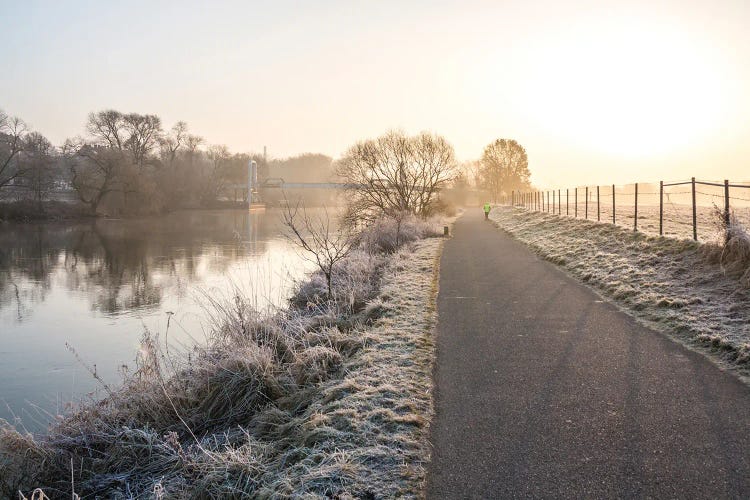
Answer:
[483,202,491,220]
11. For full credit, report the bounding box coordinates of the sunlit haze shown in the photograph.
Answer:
[2,0,748,186]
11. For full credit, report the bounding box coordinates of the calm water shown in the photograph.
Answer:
[0,209,313,431]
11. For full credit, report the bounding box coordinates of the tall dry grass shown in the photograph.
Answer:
[0,214,443,498]
[704,206,750,287]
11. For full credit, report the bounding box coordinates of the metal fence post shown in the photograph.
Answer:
[553,190,556,214]
[634,182,638,232]
[597,185,600,221]
[558,189,561,215]
[724,179,730,230]
[659,181,663,235]
[575,187,578,217]
[585,186,588,219]
[612,184,616,225]
[566,188,569,216]
[691,177,697,241]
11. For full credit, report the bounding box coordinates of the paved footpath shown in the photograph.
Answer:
[427,210,750,499]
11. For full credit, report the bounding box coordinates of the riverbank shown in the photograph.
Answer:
[1,214,451,498]
[0,200,94,222]
[489,206,750,377]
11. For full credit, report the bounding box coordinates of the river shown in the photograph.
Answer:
[0,209,315,431]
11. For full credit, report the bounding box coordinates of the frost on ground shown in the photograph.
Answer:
[490,207,750,375]
[0,216,449,499]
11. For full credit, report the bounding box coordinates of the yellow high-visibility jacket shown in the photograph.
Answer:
[483,203,491,213]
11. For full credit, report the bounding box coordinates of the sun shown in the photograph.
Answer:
[518,19,726,158]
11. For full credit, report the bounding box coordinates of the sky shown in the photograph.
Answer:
[2,0,749,187]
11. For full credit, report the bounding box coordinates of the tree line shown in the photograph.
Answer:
[1,107,531,219]
[0,108,272,216]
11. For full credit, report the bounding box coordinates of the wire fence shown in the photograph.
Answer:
[503,178,750,242]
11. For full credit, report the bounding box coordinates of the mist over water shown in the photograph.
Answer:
[0,208,316,431]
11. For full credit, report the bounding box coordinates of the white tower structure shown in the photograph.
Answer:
[247,159,259,208]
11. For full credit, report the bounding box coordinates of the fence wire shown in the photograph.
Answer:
[508,179,750,242]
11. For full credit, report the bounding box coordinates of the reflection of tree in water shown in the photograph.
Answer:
[0,210,269,320]
[0,224,57,321]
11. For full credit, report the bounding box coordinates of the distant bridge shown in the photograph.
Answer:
[259,178,350,189]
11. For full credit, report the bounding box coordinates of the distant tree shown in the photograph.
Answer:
[66,139,125,213]
[0,110,29,189]
[199,144,231,205]
[122,113,161,167]
[336,130,456,223]
[479,138,530,200]
[158,121,188,168]
[184,133,204,163]
[86,110,126,150]
[20,132,56,208]
[86,110,162,167]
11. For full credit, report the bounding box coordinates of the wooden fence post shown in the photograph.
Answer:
[659,181,663,235]
[547,191,550,212]
[558,189,561,215]
[566,188,569,216]
[691,177,697,241]
[612,184,616,225]
[597,185,600,221]
[634,182,638,232]
[553,190,556,214]
[575,187,578,217]
[585,187,588,219]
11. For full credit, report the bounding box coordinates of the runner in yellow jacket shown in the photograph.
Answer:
[483,202,491,220]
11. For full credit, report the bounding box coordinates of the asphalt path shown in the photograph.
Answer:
[427,210,750,499]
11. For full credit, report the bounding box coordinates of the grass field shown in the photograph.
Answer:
[489,206,750,378]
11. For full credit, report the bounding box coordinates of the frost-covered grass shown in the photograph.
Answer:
[532,202,750,241]
[0,215,449,499]
[490,206,750,376]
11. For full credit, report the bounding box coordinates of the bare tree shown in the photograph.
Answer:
[0,111,29,189]
[479,138,530,201]
[159,121,188,168]
[184,133,204,162]
[336,130,456,223]
[86,110,126,150]
[86,110,162,167]
[122,113,162,167]
[65,139,124,213]
[199,144,230,204]
[20,132,56,208]
[283,202,356,297]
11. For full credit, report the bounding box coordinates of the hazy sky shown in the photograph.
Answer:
[2,0,749,187]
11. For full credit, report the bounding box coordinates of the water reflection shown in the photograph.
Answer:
[0,209,311,431]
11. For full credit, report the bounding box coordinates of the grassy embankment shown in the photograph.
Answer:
[489,206,750,377]
[0,215,452,498]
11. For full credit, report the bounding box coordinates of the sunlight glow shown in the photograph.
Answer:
[517,20,726,158]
